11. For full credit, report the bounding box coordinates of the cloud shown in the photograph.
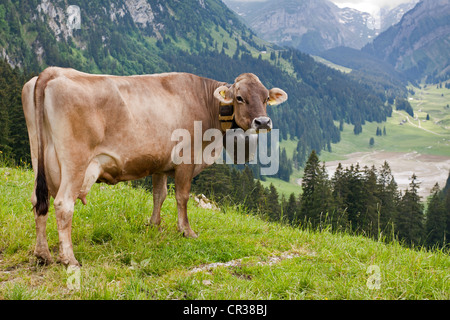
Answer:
[330,0,416,10]
[227,0,417,10]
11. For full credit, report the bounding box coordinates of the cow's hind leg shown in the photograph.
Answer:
[54,194,78,266]
[174,165,197,238]
[54,160,102,266]
[150,173,167,227]
[32,192,53,264]
[53,175,84,267]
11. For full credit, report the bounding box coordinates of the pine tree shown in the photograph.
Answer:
[300,150,332,228]
[267,183,281,221]
[396,174,425,246]
[278,148,293,182]
[361,165,381,238]
[285,192,299,225]
[444,172,450,244]
[241,165,256,209]
[331,162,349,230]
[342,164,365,232]
[252,179,268,215]
[377,161,399,241]
[425,183,446,248]
[353,122,362,135]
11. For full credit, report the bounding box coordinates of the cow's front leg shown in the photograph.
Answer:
[174,166,197,238]
[150,173,167,227]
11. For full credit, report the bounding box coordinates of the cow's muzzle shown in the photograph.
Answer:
[252,116,272,131]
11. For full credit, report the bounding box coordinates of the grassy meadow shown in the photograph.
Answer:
[1,166,450,300]
[313,82,450,161]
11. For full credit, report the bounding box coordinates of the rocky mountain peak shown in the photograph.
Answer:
[223,0,421,54]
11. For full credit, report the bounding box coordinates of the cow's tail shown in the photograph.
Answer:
[34,72,50,216]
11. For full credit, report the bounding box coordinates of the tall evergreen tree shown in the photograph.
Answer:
[361,165,381,238]
[252,179,268,215]
[396,174,425,246]
[331,163,349,230]
[267,183,281,221]
[342,164,365,232]
[377,161,399,240]
[425,183,447,248]
[285,192,299,225]
[445,173,450,244]
[300,150,332,228]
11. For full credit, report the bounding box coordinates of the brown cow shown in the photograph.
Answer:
[22,67,288,266]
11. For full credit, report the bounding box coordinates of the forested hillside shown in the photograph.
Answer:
[0,0,401,170]
[182,151,450,250]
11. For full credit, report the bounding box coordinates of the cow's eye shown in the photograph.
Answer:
[236,96,244,103]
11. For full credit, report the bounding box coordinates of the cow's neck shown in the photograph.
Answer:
[218,101,235,132]
[205,80,230,135]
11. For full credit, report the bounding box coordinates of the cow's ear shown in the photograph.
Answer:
[214,86,233,104]
[268,88,288,106]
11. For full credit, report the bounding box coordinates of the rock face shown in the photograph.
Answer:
[225,0,369,54]
[223,0,419,54]
[36,0,75,41]
[124,0,154,28]
[362,0,450,81]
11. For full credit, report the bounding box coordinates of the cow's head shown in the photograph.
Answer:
[214,73,287,132]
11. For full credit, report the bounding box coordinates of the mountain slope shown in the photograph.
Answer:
[379,1,419,30]
[1,166,450,300]
[0,0,262,74]
[362,0,450,82]
[0,0,399,169]
[224,0,376,54]
[223,0,418,55]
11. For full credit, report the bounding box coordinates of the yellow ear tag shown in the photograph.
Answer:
[220,90,226,98]
[268,99,277,106]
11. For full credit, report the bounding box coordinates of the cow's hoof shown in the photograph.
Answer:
[57,256,81,267]
[183,229,198,239]
[34,250,54,265]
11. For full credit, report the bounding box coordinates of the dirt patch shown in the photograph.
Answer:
[324,151,450,198]
[189,247,315,274]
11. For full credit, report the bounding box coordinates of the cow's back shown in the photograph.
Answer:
[39,67,218,183]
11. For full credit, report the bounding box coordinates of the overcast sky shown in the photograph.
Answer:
[331,0,417,12]
[228,0,418,12]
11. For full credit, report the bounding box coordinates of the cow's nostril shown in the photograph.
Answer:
[252,117,272,130]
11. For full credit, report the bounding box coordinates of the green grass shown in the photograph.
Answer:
[260,176,302,198]
[319,83,450,161]
[312,55,352,74]
[1,166,450,300]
